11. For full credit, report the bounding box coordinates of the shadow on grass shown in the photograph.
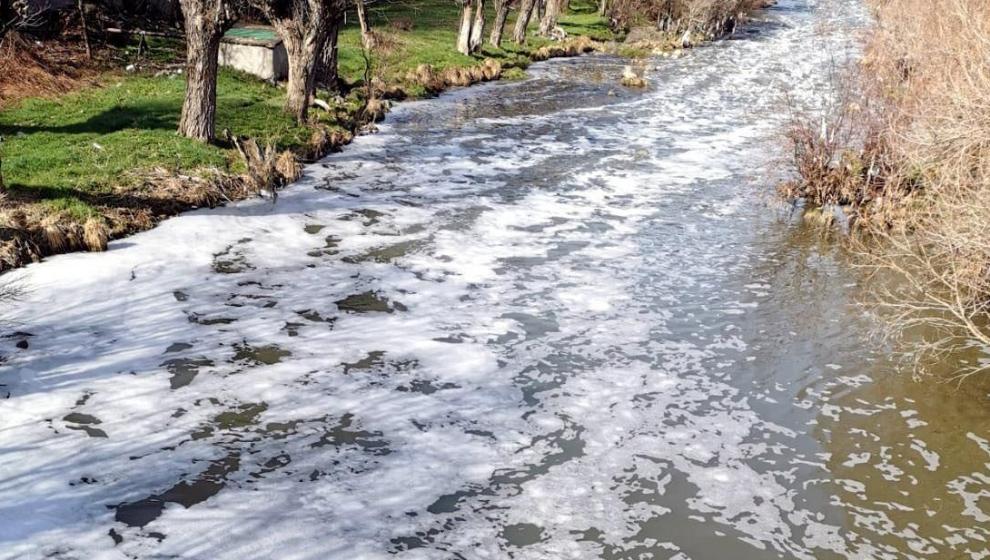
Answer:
[3,101,182,136]
[2,181,220,218]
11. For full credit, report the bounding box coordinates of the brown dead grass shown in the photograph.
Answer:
[0,33,101,107]
[783,0,990,379]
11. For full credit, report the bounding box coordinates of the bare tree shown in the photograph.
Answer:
[354,0,374,49]
[489,0,512,47]
[253,0,345,123]
[538,0,560,36]
[1,0,45,43]
[468,0,485,52]
[455,0,473,54]
[315,7,344,93]
[512,0,536,43]
[177,0,241,142]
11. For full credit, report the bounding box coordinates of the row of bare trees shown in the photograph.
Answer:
[176,0,579,141]
[176,0,348,142]
[456,0,566,54]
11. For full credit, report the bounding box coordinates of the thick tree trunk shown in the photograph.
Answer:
[178,23,223,141]
[512,0,536,43]
[489,0,511,47]
[598,0,606,16]
[539,0,560,36]
[456,0,473,55]
[468,0,485,52]
[178,0,237,142]
[316,13,343,93]
[279,30,320,122]
[263,1,340,124]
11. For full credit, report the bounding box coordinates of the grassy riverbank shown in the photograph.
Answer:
[0,0,614,271]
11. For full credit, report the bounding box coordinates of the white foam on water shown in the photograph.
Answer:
[1,0,987,559]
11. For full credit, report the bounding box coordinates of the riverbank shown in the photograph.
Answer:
[0,0,775,275]
[779,0,990,379]
[4,1,988,555]
[0,0,615,273]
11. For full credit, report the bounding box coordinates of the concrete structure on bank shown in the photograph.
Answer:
[219,26,288,82]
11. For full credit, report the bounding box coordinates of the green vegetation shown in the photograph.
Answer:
[0,0,610,215]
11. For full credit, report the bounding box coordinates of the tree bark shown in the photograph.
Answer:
[511,0,536,43]
[455,0,473,55]
[538,0,560,36]
[279,30,319,122]
[77,0,91,59]
[354,0,374,49]
[177,0,237,142]
[468,0,485,52]
[489,0,511,47]
[260,0,342,124]
[316,11,343,93]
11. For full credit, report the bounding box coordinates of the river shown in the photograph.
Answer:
[2,1,989,558]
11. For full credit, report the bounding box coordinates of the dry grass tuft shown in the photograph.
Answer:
[83,218,109,252]
[275,150,302,183]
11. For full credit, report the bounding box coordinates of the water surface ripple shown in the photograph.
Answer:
[2,1,989,558]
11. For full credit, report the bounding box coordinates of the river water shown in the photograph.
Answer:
[2,1,990,558]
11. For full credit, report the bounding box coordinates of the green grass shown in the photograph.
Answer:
[0,70,318,196]
[0,0,610,214]
[339,0,613,80]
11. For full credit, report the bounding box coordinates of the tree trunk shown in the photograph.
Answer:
[178,20,223,141]
[468,0,485,52]
[536,0,544,23]
[354,0,374,49]
[262,0,340,124]
[512,0,536,43]
[279,30,319,122]
[560,0,569,12]
[598,0,607,16]
[178,0,237,142]
[456,0,473,55]
[316,12,343,93]
[539,0,560,36]
[77,0,91,59]
[489,0,511,47]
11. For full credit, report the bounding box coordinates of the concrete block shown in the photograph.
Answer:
[219,26,288,82]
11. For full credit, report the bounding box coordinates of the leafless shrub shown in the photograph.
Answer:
[782,0,990,379]
[778,62,907,227]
